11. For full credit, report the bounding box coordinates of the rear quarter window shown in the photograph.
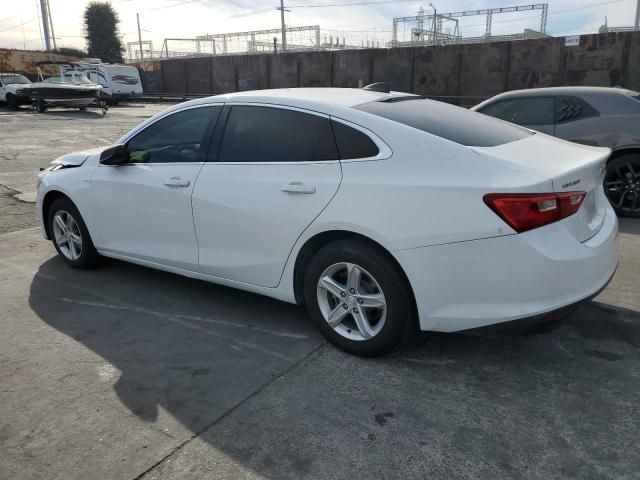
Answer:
[355,99,532,147]
[331,120,379,159]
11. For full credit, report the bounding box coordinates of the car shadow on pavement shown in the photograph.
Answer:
[28,255,321,422]
[27,256,640,479]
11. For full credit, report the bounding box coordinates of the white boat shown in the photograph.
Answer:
[21,62,104,113]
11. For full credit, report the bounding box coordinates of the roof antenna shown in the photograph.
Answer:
[363,82,391,93]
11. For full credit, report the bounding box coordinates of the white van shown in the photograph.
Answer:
[76,60,143,104]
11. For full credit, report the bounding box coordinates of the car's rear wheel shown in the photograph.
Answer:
[303,239,416,357]
[48,197,100,269]
[604,153,640,218]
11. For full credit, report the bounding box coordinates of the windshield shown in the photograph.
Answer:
[44,73,95,85]
[1,74,30,85]
[354,98,532,147]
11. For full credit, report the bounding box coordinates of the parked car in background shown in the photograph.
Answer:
[473,87,640,217]
[76,60,143,104]
[36,88,618,356]
[0,73,32,109]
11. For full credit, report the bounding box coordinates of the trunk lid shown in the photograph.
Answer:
[472,133,610,242]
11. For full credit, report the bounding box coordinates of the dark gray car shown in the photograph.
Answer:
[473,87,640,217]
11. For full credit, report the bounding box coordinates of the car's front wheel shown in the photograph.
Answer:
[303,239,416,357]
[48,197,100,269]
[605,153,640,218]
[6,94,19,110]
[35,99,47,113]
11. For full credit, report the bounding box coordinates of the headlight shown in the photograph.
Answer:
[15,89,23,95]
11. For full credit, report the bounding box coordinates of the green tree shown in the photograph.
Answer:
[83,2,124,63]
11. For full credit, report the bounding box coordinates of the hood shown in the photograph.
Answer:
[5,83,33,93]
[50,146,113,167]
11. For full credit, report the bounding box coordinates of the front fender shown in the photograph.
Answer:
[37,167,97,240]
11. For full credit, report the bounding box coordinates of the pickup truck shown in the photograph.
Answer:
[0,73,32,109]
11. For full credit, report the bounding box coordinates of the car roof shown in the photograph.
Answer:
[189,87,415,108]
[487,86,636,99]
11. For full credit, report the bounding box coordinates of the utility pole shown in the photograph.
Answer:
[429,3,437,45]
[137,13,144,60]
[278,0,287,52]
[46,0,57,49]
[39,0,51,51]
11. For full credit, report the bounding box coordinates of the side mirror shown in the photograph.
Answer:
[99,144,129,165]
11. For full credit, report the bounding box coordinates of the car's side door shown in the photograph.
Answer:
[477,97,556,135]
[88,104,222,270]
[191,104,344,288]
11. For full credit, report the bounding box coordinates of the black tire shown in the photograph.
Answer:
[35,99,47,113]
[47,197,100,269]
[6,94,19,110]
[303,239,416,357]
[79,106,87,111]
[605,154,640,218]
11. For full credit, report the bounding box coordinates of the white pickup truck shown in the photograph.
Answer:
[0,73,32,109]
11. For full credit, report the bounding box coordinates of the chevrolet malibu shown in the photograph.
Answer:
[36,88,618,356]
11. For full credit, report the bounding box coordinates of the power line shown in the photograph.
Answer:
[459,0,623,31]
[231,0,421,18]
[149,0,201,11]
[0,14,21,24]
[0,17,37,34]
[288,0,419,7]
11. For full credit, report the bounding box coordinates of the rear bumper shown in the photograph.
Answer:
[395,204,619,332]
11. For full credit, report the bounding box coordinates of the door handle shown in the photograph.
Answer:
[280,182,316,194]
[163,177,190,188]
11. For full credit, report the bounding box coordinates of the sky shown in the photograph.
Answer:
[0,0,637,57]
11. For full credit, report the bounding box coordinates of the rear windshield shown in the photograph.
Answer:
[354,98,532,147]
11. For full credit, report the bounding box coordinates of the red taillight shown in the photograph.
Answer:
[483,192,586,233]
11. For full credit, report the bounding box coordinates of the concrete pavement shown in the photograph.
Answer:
[1,223,639,479]
[1,102,639,479]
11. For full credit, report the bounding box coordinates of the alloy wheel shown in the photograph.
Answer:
[52,210,83,261]
[605,160,640,214]
[316,262,387,341]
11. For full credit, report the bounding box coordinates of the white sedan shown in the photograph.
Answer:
[36,87,618,356]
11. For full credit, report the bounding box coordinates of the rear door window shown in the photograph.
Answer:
[478,97,555,126]
[356,98,531,147]
[217,106,338,163]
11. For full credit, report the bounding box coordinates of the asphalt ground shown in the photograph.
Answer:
[1,103,639,479]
